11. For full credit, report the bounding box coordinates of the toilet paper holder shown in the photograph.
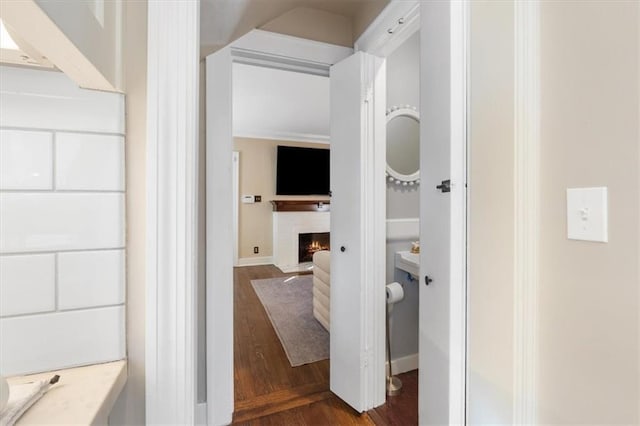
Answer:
[385,282,404,396]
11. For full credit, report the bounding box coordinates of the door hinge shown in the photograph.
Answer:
[436,179,451,193]
[364,87,373,103]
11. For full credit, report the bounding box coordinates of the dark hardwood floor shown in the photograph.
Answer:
[233,265,418,425]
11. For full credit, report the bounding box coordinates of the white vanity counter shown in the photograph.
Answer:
[6,360,126,425]
[395,251,420,278]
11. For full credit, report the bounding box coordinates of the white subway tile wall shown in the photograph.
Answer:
[55,133,125,191]
[0,66,126,376]
[57,250,125,310]
[0,306,125,375]
[0,130,53,190]
[0,255,56,317]
[0,67,124,134]
[0,193,125,253]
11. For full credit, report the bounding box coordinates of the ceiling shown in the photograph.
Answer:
[215,0,390,144]
[200,0,388,50]
[232,63,329,143]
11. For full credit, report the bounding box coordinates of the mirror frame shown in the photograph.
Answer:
[386,105,420,186]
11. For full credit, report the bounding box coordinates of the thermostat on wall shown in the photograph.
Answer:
[241,195,255,204]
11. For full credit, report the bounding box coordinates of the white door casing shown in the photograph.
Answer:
[233,151,240,266]
[205,30,388,423]
[206,47,235,426]
[329,51,387,412]
[355,1,469,422]
[146,1,200,424]
[419,1,469,425]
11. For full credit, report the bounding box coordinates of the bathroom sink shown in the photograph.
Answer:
[395,251,420,278]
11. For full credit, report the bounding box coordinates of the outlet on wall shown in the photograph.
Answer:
[253,246,259,254]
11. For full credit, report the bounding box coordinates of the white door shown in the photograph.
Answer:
[419,2,468,425]
[329,51,387,413]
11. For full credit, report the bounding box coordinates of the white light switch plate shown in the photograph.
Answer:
[566,187,608,242]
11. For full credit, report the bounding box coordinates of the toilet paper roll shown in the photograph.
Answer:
[386,282,404,304]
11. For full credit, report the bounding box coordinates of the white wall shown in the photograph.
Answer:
[0,65,126,376]
[385,31,420,365]
[386,31,420,219]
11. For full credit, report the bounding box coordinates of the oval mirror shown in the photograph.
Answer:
[386,106,420,186]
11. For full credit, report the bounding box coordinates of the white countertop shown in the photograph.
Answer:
[395,250,420,278]
[6,360,127,425]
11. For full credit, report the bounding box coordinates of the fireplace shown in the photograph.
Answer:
[272,207,329,273]
[298,232,330,263]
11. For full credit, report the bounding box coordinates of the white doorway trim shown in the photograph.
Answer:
[513,0,540,423]
[417,1,470,423]
[206,30,366,424]
[233,151,239,266]
[357,1,470,423]
[145,1,200,424]
[448,2,470,422]
[355,0,420,57]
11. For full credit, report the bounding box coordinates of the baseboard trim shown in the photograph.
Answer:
[195,402,207,425]
[386,352,419,376]
[236,256,273,267]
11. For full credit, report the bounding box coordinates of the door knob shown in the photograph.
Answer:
[340,246,346,252]
[436,179,451,193]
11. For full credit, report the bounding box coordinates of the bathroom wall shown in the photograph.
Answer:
[0,65,126,376]
[233,137,330,262]
[385,31,420,366]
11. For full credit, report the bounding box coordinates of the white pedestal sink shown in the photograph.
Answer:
[395,251,419,278]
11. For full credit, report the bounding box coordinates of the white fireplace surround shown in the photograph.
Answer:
[273,211,330,273]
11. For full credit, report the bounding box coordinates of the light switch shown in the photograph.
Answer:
[566,187,608,242]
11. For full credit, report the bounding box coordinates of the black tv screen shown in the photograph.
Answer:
[276,146,330,195]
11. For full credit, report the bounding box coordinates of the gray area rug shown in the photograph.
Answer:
[251,275,329,367]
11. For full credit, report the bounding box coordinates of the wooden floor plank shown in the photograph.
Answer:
[233,265,418,425]
[370,370,419,425]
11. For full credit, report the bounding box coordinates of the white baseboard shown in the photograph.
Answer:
[386,352,419,376]
[236,256,273,266]
[195,402,207,425]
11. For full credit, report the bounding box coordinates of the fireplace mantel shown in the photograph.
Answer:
[270,200,330,212]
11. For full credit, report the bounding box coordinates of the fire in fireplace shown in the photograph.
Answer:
[298,232,330,263]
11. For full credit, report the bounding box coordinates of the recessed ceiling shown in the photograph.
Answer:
[200,0,389,49]
[232,63,329,143]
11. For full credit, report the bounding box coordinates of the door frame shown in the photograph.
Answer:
[357,1,469,423]
[232,151,239,266]
[145,1,200,424]
[205,30,389,424]
[145,1,470,423]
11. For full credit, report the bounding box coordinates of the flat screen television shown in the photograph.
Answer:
[276,146,330,195]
